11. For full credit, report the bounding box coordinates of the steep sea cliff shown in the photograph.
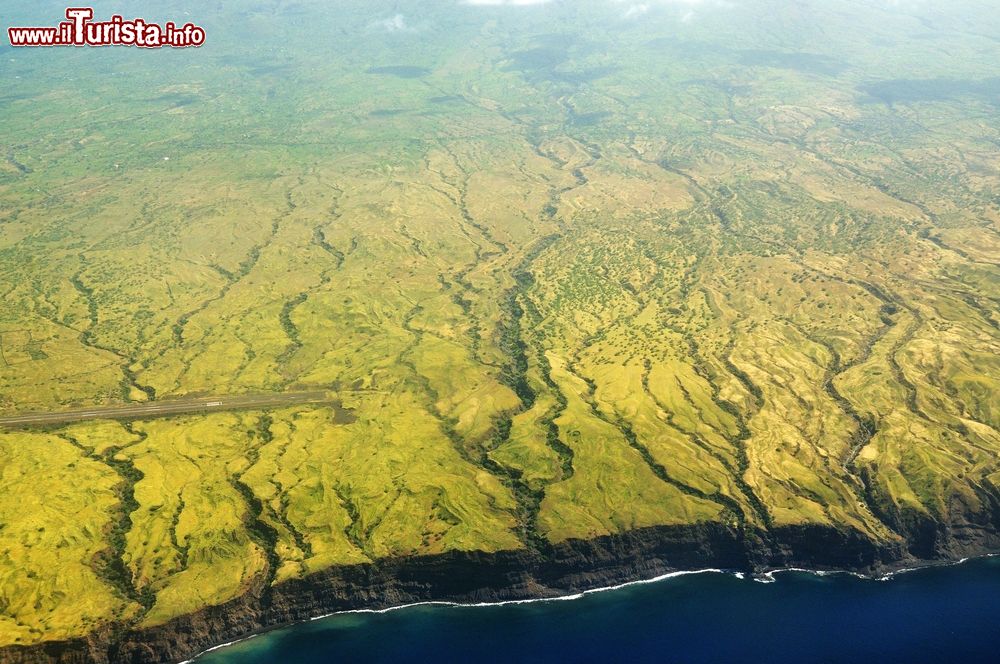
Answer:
[5,517,999,664]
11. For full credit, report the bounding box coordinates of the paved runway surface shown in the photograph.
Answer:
[0,391,334,428]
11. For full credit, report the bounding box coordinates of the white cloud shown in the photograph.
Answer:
[613,0,719,4]
[378,14,413,32]
[463,0,554,6]
[459,0,730,19]
[622,4,650,19]
[611,0,733,23]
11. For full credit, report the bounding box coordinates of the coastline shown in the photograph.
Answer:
[181,568,733,663]
[3,520,998,664]
[183,552,1000,662]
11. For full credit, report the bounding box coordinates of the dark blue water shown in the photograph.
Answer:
[198,557,1000,664]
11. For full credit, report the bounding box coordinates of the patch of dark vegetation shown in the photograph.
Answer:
[859,77,1000,106]
[69,266,156,402]
[721,348,765,408]
[255,414,274,444]
[451,291,473,316]
[481,417,552,553]
[738,50,847,76]
[503,47,568,73]
[646,40,845,78]
[645,37,698,50]
[496,235,559,412]
[785,310,897,535]
[568,110,611,127]
[26,340,47,361]
[331,483,367,553]
[311,226,345,268]
[239,246,263,277]
[172,207,285,345]
[331,402,357,425]
[209,263,236,282]
[68,273,100,348]
[0,92,35,106]
[617,416,746,523]
[277,294,307,367]
[245,63,295,77]
[397,225,426,258]
[498,284,534,408]
[551,65,620,85]
[100,449,156,606]
[168,498,190,570]
[366,66,430,79]
[214,56,295,78]
[123,365,156,402]
[58,434,155,631]
[483,235,573,552]
[531,32,590,51]
[673,328,773,531]
[232,420,282,593]
[533,349,574,481]
[502,44,614,88]
[680,78,749,97]
[231,478,282,591]
[5,153,32,174]
[144,93,200,108]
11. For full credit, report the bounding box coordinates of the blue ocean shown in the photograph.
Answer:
[197,556,1000,663]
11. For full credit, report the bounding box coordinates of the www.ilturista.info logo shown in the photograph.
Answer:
[7,7,205,48]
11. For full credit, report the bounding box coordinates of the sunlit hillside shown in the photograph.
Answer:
[0,0,998,652]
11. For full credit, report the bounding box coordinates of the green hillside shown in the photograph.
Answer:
[0,0,998,649]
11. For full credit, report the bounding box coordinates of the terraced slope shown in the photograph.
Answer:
[0,0,998,659]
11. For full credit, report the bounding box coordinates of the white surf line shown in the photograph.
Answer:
[179,634,260,663]
[182,569,730,661]
[752,567,869,584]
[753,553,1000,584]
[313,568,730,619]
[183,553,1000,661]
[874,552,999,582]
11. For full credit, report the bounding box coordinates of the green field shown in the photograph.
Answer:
[1,0,998,649]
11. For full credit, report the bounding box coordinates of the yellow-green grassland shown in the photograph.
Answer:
[0,0,998,660]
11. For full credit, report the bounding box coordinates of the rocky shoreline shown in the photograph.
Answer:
[4,521,999,664]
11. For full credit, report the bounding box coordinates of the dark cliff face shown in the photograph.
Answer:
[4,519,999,664]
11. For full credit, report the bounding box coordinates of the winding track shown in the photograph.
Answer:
[0,390,336,429]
